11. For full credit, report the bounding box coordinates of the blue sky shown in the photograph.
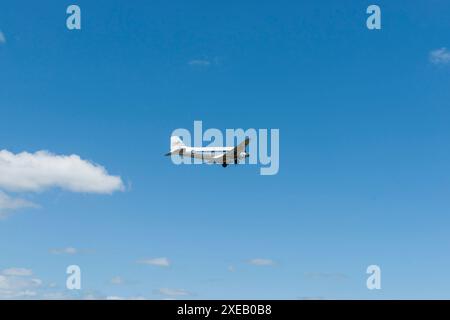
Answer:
[1,0,450,299]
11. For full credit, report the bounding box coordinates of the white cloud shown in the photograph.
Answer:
[0,31,5,44]
[0,150,124,194]
[2,268,33,277]
[137,257,171,267]
[106,295,145,300]
[188,59,211,67]
[228,265,235,272]
[304,272,348,280]
[0,268,42,299]
[157,288,192,297]
[110,276,125,285]
[41,291,70,300]
[430,48,450,65]
[49,247,78,255]
[248,258,275,266]
[0,268,137,300]
[0,191,37,218]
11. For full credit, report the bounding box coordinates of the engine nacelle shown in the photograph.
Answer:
[238,152,249,160]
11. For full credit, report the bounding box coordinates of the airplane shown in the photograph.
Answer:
[165,136,250,167]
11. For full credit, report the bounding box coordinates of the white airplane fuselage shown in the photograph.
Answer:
[166,136,250,167]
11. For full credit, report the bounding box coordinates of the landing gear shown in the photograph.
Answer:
[222,163,228,168]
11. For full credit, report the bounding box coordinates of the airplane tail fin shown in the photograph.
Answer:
[165,136,186,156]
[171,136,186,150]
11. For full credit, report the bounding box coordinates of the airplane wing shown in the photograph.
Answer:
[211,137,250,164]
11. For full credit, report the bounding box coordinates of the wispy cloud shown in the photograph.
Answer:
[137,257,171,267]
[0,191,37,219]
[0,267,77,300]
[430,48,450,65]
[110,276,125,285]
[0,268,42,299]
[49,247,78,255]
[106,295,146,300]
[188,59,211,67]
[304,272,348,280]
[247,258,275,266]
[0,31,5,44]
[0,269,141,300]
[156,288,192,297]
[40,291,71,300]
[2,268,33,277]
[0,150,124,194]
